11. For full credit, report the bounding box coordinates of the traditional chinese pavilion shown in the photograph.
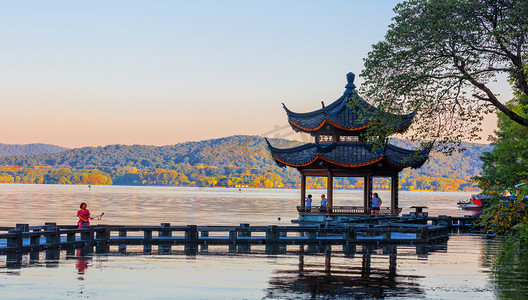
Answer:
[266,72,431,221]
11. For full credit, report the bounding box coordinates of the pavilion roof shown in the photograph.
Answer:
[266,139,431,170]
[283,72,415,133]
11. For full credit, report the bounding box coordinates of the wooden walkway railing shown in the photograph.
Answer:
[297,206,402,216]
[0,222,449,254]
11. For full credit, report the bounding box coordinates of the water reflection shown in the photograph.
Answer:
[481,237,528,299]
[1,242,447,299]
[265,244,443,299]
[74,248,91,280]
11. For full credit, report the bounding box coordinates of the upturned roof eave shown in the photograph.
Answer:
[285,95,416,133]
[267,141,431,170]
[282,95,346,118]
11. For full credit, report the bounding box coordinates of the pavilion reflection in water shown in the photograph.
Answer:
[265,244,435,299]
[2,241,445,298]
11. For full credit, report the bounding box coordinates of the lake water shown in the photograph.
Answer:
[0,184,525,299]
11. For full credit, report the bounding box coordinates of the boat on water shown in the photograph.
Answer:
[457,194,490,211]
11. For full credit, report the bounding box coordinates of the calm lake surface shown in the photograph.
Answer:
[0,184,525,299]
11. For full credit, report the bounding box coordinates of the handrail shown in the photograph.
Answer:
[297,206,402,216]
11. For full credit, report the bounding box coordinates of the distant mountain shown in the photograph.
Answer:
[0,135,492,191]
[0,143,68,157]
[0,136,295,169]
[389,139,493,179]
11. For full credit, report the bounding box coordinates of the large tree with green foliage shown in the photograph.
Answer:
[473,93,528,237]
[360,0,528,150]
[475,103,528,193]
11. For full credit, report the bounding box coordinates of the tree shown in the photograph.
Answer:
[474,92,528,237]
[474,87,528,193]
[361,0,528,150]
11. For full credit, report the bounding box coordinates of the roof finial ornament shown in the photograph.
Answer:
[345,72,356,90]
[344,72,357,94]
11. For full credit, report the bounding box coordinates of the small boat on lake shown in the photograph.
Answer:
[457,194,490,211]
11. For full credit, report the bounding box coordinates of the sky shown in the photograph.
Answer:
[0,0,505,148]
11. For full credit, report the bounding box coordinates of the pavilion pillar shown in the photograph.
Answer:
[391,175,399,215]
[363,176,368,208]
[301,172,306,207]
[363,174,372,209]
[327,171,333,207]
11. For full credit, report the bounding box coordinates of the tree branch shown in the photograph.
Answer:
[455,60,528,127]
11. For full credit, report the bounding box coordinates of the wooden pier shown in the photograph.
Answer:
[0,218,474,254]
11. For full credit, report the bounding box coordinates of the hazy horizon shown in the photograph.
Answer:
[0,1,504,148]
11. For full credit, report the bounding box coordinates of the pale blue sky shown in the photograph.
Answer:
[0,1,499,147]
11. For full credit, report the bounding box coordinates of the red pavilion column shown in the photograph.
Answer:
[327,170,333,207]
[391,174,399,215]
[363,174,370,210]
[300,172,306,207]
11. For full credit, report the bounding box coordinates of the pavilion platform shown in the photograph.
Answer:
[295,206,403,223]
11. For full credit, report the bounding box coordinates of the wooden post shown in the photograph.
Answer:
[67,231,76,243]
[95,227,110,253]
[185,225,198,242]
[344,225,356,241]
[7,229,22,248]
[307,230,317,241]
[144,230,152,253]
[81,228,93,243]
[363,175,369,210]
[391,175,399,215]
[368,174,373,210]
[118,230,127,252]
[229,231,237,242]
[144,230,152,242]
[266,225,279,243]
[184,226,198,256]
[45,225,60,245]
[160,223,172,237]
[300,172,306,207]
[16,224,29,232]
[419,227,429,242]
[238,223,251,238]
[159,223,173,253]
[383,230,391,242]
[317,224,326,238]
[96,225,109,243]
[30,247,40,262]
[200,231,209,252]
[327,170,333,208]
[31,229,41,248]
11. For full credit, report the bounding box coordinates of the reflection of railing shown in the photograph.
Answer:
[297,206,402,216]
[1,242,444,274]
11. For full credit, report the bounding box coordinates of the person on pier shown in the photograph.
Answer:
[320,194,328,212]
[371,193,382,215]
[77,202,92,228]
[305,194,312,212]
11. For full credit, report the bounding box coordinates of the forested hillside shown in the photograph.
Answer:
[0,135,492,191]
[0,143,68,157]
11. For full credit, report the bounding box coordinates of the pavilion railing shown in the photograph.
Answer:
[297,206,402,216]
